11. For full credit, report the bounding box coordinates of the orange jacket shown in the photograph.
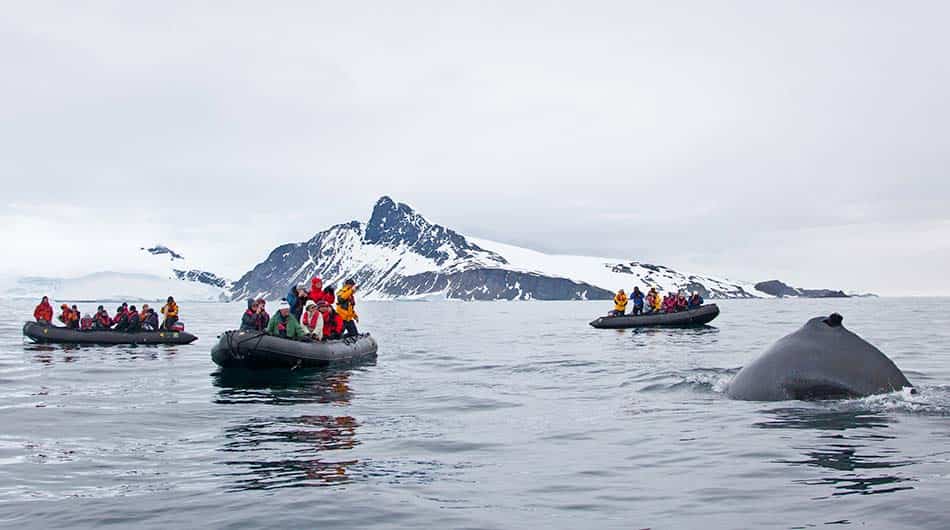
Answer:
[34,301,53,322]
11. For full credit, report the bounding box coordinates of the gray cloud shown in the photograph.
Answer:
[2,1,948,295]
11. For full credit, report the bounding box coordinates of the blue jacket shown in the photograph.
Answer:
[632,291,644,307]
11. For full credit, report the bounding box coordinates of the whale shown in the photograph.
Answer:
[727,313,913,401]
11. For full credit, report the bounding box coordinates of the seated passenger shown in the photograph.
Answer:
[688,291,704,309]
[160,296,179,330]
[241,299,261,331]
[257,299,270,328]
[320,303,344,340]
[33,296,53,324]
[59,304,79,329]
[266,301,307,339]
[631,287,644,315]
[300,300,325,340]
[675,292,689,312]
[126,305,142,332]
[662,293,677,313]
[611,289,628,317]
[112,305,129,331]
[643,288,657,314]
[142,306,159,330]
[93,306,111,329]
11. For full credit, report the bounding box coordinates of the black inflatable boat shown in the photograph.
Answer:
[23,322,198,345]
[589,304,720,329]
[211,330,379,369]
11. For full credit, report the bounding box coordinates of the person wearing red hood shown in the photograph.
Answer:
[308,277,335,305]
[33,296,53,323]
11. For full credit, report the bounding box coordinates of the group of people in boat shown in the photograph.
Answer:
[32,295,182,332]
[610,287,703,317]
[240,276,360,341]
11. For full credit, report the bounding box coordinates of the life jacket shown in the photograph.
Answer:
[336,286,357,321]
[96,311,111,327]
[323,311,344,337]
[162,302,179,318]
[613,292,628,311]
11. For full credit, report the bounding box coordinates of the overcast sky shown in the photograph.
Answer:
[2,1,948,296]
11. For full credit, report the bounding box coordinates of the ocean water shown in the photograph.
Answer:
[0,298,948,529]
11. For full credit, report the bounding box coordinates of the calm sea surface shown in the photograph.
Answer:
[0,298,948,529]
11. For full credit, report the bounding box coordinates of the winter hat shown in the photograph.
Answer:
[305,300,317,309]
[278,300,291,310]
[344,278,355,286]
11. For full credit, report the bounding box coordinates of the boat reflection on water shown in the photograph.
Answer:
[755,407,917,497]
[213,368,362,490]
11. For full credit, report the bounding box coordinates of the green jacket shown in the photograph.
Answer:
[266,312,307,339]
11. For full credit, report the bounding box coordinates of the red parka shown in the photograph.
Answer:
[308,278,335,305]
[34,300,53,322]
[322,310,344,337]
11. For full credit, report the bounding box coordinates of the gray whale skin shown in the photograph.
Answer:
[727,314,912,401]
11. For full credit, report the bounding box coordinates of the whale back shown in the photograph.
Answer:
[727,316,912,401]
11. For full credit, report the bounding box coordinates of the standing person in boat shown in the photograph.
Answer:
[160,296,179,330]
[336,279,359,337]
[142,305,159,330]
[611,289,628,317]
[320,302,344,340]
[308,277,335,305]
[688,291,704,309]
[93,306,111,329]
[631,287,645,315]
[33,296,54,324]
[266,300,307,339]
[285,284,309,320]
[300,300,325,340]
[126,305,142,332]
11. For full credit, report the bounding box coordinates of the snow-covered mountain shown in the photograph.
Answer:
[4,245,232,302]
[231,197,765,301]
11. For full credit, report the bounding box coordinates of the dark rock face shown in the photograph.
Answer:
[381,269,613,301]
[755,280,849,298]
[174,269,230,289]
[143,245,184,260]
[230,198,611,301]
[364,196,506,266]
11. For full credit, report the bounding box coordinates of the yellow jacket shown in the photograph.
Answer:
[651,293,662,311]
[336,285,358,321]
[613,291,628,312]
[161,302,179,318]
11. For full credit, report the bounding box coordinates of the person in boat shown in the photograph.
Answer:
[662,293,677,313]
[93,306,111,330]
[126,305,142,332]
[160,296,179,330]
[112,304,129,331]
[320,302,344,340]
[643,288,658,314]
[631,287,645,315]
[675,292,689,312]
[610,289,628,317]
[240,299,262,331]
[688,291,704,309]
[58,304,79,329]
[34,296,53,324]
[308,276,335,305]
[257,299,270,328]
[267,300,307,339]
[336,279,359,337]
[142,305,159,330]
[300,300,325,340]
[284,284,309,320]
